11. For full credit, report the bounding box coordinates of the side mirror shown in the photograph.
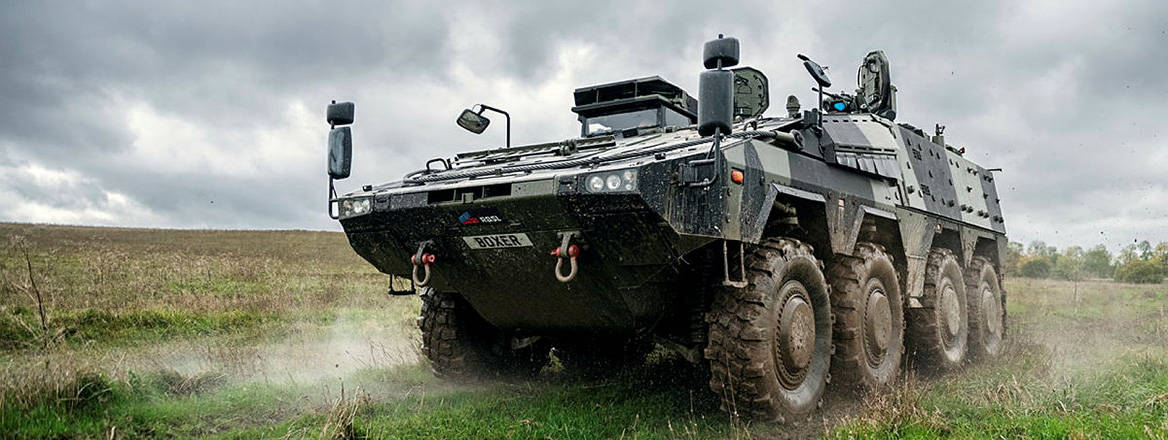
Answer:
[731,67,769,118]
[327,127,352,180]
[698,70,734,136]
[327,101,355,126]
[797,54,832,88]
[698,36,738,137]
[457,109,490,134]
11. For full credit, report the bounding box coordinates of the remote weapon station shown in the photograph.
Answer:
[325,36,1008,422]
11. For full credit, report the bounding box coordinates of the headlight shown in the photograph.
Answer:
[587,176,605,192]
[584,169,638,193]
[338,196,373,218]
[605,175,622,190]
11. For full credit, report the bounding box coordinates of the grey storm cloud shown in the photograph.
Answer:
[1,0,1166,249]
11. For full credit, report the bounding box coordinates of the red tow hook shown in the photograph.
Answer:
[411,252,436,287]
[550,243,579,283]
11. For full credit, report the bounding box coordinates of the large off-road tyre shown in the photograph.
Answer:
[827,242,904,393]
[965,257,1006,360]
[705,238,832,423]
[906,248,968,371]
[418,288,549,380]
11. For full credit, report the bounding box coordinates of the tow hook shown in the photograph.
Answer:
[550,233,579,283]
[411,241,436,287]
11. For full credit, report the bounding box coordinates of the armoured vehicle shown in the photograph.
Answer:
[324,36,1008,422]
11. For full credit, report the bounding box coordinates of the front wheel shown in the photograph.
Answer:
[418,288,550,380]
[705,238,832,422]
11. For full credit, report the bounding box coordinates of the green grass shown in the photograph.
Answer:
[828,354,1168,439]
[4,370,335,438]
[1,223,1166,439]
[216,361,735,440]
[0,308,292,349]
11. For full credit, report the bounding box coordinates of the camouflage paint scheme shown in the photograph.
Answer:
[337,106,1007,335]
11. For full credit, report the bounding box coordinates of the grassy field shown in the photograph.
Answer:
[1,223,1166,439]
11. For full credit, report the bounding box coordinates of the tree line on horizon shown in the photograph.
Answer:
[1003,240,1167,284]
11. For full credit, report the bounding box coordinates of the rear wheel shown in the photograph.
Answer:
[705,238,832,422]
[965,257,1005,359]
[418,288,550,380]
[907,248,968,371]
[827,242,904,392]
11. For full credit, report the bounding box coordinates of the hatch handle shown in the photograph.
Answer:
[425,158,451,173]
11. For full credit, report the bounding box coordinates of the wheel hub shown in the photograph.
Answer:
[779,295,815,372]
[940,285,961,338]
[864,288,892,358]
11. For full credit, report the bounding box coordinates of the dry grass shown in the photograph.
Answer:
[0,223,425,438]
[825,277,1168,438]
[0,358,115,412]
[1,222,1165,439]
[0,224,385,317]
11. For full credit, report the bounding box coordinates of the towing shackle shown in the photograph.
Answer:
[550,233,579,283]
[411,241,437,287]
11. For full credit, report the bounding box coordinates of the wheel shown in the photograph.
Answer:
[907,248,968,371]
[705,238,832,422]
[827,242,904,392]
[418,288,550,380]
[965,257,1006,359]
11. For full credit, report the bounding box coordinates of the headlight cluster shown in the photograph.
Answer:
[585,169,638,193]
[339,197,373,218]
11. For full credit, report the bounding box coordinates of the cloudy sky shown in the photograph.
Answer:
[1,0,1165,250]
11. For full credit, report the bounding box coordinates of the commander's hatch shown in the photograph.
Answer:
[856,50,896,119]
[813,51,901,180]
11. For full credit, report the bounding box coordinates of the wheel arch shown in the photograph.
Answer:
[756,184,907,265]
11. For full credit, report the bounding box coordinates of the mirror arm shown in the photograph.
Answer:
[327,177,340,219]
[477,104,511,148]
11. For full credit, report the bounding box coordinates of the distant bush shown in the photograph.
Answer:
[1017,257,1052,279]
[1114,260,1164,284]
[1052,254,1085,281]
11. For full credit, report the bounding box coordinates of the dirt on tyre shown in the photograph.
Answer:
[705,238,832,423]
[827,242,904,393]
[418,287,550,380]
[965,256,1005,359]
[907,248,968,372]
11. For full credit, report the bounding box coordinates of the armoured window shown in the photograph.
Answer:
[663,107,692,128]
[585,109,658,136]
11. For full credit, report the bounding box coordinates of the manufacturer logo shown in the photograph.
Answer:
[458,208,504,225]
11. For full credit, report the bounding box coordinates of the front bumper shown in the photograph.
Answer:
[341,184,692,333]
